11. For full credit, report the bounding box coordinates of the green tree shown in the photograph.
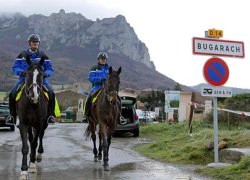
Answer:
[174,83,182,91]
[137,90,165,110]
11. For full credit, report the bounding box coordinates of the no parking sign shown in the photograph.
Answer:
[203,57,229,87]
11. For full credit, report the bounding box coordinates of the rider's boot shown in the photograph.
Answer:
[6,91,17,125]
[47,91,56,123]
[117,96,122,124]
[83,95,91,120]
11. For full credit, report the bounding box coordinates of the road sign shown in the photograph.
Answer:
[193,37,244,58]
[203,57,229,86]
[208,29,223,38]
[164,91,180,112]
[201,86,232,97]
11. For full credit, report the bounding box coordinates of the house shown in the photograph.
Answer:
[55,90,87,111]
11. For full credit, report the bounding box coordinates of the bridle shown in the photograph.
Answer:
[22,54,45,103]
[24,67,43,103]
[103,79,118,104]
[102,67,121,105]
[104,90,118,104]
[25,82,42,101]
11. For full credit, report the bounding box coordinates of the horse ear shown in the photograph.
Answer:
[25,54,32,66]
[109,66,113,75]
[39,55,45,66]
[117,67,122,75]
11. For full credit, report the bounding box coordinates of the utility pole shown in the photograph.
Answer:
[188,92,195,134]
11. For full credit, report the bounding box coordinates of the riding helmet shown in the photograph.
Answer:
[97,52,108,60]
[28,34,41,42]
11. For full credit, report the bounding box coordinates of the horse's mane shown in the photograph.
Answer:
[27,62,43,72]
[26,55,45,72]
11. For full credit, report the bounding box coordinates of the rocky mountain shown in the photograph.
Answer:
[0,10,190,92]
[0,9,154,69]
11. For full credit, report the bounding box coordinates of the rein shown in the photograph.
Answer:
[25,82,42,101]
[104,90,118,104]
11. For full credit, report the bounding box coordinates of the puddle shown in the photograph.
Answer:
[112,162,144,171]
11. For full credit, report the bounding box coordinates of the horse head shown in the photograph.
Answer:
[104,66,121,103]
[23,55,45,104]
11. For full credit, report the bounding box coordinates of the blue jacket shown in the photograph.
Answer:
[88,64,109,94]
[12,49,54,89]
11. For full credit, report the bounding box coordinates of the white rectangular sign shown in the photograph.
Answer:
[193,37,244,58]
[155,107,160,116]
[201,86,232,97]
[164,91,180,112]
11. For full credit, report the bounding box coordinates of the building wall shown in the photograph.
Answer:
[179,92,192,122]
[56,90,87,111]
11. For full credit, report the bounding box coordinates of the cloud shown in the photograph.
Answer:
[0,0,120,20]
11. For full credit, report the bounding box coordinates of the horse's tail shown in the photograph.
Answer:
[84,124,91,140]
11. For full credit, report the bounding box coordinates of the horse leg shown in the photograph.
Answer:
[28,127,33,161]
[100,123,109,171]
[91,133,98,162]
[19,123,29,179]
[107,133,112,157]
[29,128,40,173]
[88,121,98,162]
[28,127,33,146]
[37,125,46,162]
[98,132,102,161]
[102,136,109,171]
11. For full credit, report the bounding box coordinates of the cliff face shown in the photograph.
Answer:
[0,10,191,92]
[0,9,154,69]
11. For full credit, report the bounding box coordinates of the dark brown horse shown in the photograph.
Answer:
[85,66,121,171]
[17,56,49,179]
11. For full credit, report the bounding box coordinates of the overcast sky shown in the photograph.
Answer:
[0,0,249,89]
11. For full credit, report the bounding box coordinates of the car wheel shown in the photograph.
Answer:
[10,125,15,131]
[133,128,139,137]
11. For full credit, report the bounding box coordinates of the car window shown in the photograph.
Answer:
[121,99,134,105]
[136,110,143,116]
[0,105,9,113]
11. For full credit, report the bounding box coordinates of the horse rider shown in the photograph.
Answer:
[84,52,110,117]
[7,34,56,124]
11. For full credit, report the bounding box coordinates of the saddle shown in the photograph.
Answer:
[15,84,61,118]
[91,88,103,105]
[15,84,49,102]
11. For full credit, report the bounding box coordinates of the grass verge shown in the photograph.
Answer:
[195,155,250,180]
[135,121,250,179]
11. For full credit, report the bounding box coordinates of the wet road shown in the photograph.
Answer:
[0,124,210,180]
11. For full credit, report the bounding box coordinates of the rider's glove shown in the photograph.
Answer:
[43,72,48,78]
[21,70,27,77]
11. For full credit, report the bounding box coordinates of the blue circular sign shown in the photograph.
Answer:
[203,57,229,86]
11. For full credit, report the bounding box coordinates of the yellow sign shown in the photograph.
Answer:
[208,29,223,38]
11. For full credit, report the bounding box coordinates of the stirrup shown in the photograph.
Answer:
[47,116,56,123]
[6,115,15,125]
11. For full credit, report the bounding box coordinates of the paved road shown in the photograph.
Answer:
[0,123,210,180]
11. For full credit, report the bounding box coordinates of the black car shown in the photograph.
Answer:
[114,96,139,137]
[0,102,15,131]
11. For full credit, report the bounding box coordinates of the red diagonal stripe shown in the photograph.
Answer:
[209,64,223,79]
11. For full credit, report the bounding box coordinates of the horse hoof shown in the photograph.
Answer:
[98,155,102,161]
[19,171,28,180]
[94,157,98,162]
[37,153,42,162]
[29,163,37,173]
[104,165,110,171]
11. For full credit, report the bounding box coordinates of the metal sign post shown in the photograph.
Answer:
[194,29,244,168]
[213,97,219,163]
